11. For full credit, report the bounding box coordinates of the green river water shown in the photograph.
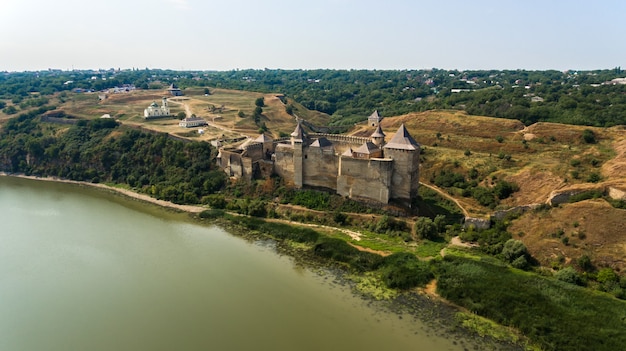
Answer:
[0,176,485,351]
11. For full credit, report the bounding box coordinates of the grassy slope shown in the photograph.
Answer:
[352,110,626,270]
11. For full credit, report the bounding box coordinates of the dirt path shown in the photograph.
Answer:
[265,217,362,241]
[440,236,479,257]
[419,182,470,217]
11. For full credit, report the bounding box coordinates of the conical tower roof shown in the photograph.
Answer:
[371,124,385,138]
[290,121,305,141]
[255,133,273,143]
[354,141,380,154]
[368,110,382,121]
[310,137,333,148]
[383,124,419,150]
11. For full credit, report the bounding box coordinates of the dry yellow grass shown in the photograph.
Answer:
[508,200,626,271]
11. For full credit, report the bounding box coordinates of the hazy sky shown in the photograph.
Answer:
[1,0,625,72]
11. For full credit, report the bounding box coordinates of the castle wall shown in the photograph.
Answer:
[220,150,255,180]
[244,143,264,161]
[337,157,392,203]
[302,146,338,190]
[273,144,295,186]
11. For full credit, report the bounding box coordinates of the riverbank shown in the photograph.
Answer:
[0,172,206,213]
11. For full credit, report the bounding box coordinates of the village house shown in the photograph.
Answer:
[167,83,183,96]
[179,116,208,128]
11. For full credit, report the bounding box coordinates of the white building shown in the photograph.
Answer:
[144,97,170,119]
[179,116,207,128]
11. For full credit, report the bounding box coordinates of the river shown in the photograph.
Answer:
[0,176,485,351]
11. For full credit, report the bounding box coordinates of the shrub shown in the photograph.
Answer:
[379,253,433,289]
[582,129,596,144]
[495,135,504,143]
[247,199,267,217]
[586,172,601,183]
[202,194,227,209]
[472,186,497,208]
[555,266,581,285]
[259,222,319,243]
[577,255,593,272]
[468,168,479,180]
[597,268,619,285]
[198,209,224,219]
[511,255,529,270]
[501,239,528,263]
[333,211,347,225]
[313,237,381,271]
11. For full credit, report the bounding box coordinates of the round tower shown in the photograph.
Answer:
[371,124,385,147]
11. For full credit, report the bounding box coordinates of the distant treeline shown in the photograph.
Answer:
[2,68,626,127]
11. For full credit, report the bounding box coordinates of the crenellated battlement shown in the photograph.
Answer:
[309,133,370,145]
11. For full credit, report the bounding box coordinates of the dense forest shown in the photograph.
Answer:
[2,68,626,127]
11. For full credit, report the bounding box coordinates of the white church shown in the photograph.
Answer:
[144,97,171,119]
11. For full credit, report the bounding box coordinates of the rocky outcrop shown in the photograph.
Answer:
[463,217,491,230]
[608,186,626,200]
[547,190,589,206]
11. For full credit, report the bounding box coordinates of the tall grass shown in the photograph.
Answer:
[435,255,626,351]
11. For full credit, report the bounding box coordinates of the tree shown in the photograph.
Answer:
[177,112,186,120]
[255,97,265,107]
[433,215,446,233]
[493,180,519,200]
[285,104,294,115]
[413,217,438,240]
[204,88,210,95]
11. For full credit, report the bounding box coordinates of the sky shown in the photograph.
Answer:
[1,0,625,72]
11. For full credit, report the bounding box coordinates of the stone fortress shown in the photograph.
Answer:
[217,112,421,207]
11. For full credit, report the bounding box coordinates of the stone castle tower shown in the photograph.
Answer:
[382,124,421,203]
